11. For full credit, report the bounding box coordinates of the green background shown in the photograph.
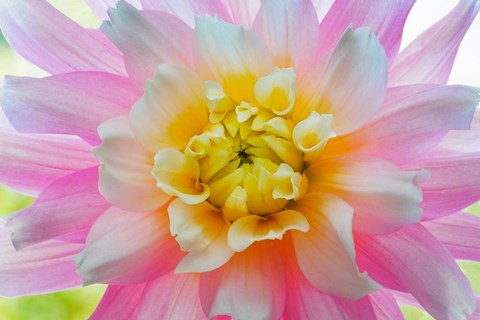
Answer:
[0,1,477,319]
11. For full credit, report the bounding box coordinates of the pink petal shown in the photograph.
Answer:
[95,116,170,212]
[406,149,480,220]
[220,0,260,26]
[85,0,142,20]
[441,108,480,153]
[0,130,97,195]
[137,273,206,319]
[291,192,379,300]
[282,241,377,319]
[317,0,415,62]
[0,220,83,297]
[308,155,422,234]
[0,0,126,75]
[5,167,109,249]
[369,290,404,320]
[141,0,231,27]
[1,72,139,145]
[356,224,476,320]
[389,0,480,86]
[294,27,387,134]
[90,283,146,320]
[199,242,285,319]
[253,0,320,76]
[423,212,480,261]
[75,207,183,285]
[327,85,480,164]
[102,2,194,90]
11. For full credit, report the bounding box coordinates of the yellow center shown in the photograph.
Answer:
[151,67,336,253]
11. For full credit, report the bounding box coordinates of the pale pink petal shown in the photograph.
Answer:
[327,85,479,164]
[356,224,476,320]
[308,155,422,234]
[137,273,206,319]
[311,0,334,22]
[389,0,480,86]
[423,212,480,261]
[141,0,231,27]
[129,64,209,152]
[253,0,319,76]
[85,0,142,20]
[193,16,273,102]
[5,167,109,249]
[317,0,415,62]
[294,27,387,134]
[0,130,97,195]
[282,241,377,319]
[90,283,146,320]
[0,0,125,74]
[1,72,139,145]
[369,290,404,320]
[102,2,194,89]
[220,0,260,26]
[441,108,480,153]
[95,116,170,212]
[468,297,480,320]
[0,219,83,297]
[291,192,380,300]
[75,207,183,285]
[406,149,480,220]
[199,242,285,319]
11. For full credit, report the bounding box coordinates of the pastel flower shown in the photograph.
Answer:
[0,0,480,319]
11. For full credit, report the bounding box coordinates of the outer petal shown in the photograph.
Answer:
[281,237,377,320]
[5,167,109,249]
[129,64,209,152]
[291,193,380,300]
[194,16,273,102]
[102,2,194,90]
[318,0,415,62]
[85,0,142,20]
[1,72,139,145]
[0,220,83,297]
[293,27,387,134]
[75,207,183,285]
[356,224,476,320]
[0,0,125,75]
[441,108,480,153]
[221,0,261,26]
[137,273,206,319]
[95,116,170,212]
[0,131,97,195]
[369,290,405,320]
[389,0,480,86]
[199,242,285,320]
[253,0,320,76]
[307,155,423,234]
[89,283,146,320]
[423,212,480,261]
[406,149,480,219]
[141,0,231,27]
[326,85,480,164]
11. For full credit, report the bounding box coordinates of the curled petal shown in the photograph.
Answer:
[168,200,234,273]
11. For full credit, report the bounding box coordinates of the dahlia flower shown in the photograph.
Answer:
[0,0,479,319]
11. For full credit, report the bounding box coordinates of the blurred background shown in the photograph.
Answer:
[0,0,478,319]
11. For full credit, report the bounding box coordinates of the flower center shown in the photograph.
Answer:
[152,67,336,222]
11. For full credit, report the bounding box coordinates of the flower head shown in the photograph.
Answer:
[0,0,480,319]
